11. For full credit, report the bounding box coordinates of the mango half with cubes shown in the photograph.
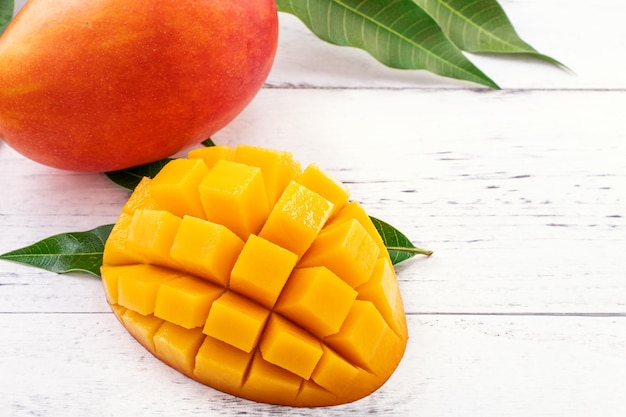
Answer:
[100,145,408,406]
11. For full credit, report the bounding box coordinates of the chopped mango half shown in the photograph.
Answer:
[101,144,408,407]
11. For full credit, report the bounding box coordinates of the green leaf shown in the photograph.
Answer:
[370,216,432,265]
[105,158,173,191]
[0,224,114,276]
[276,0,498,88]
[414,0,561,64]
[0,0,14,35]
[201,137,216,147]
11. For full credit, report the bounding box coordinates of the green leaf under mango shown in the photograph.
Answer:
[277,0,498,88]
[201,138,216,147]
[0,224,114,276]
[371,216,432,265]
[0,0,14,35]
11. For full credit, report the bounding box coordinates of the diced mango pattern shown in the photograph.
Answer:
[101,144,408,407]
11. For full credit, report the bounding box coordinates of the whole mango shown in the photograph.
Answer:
[0,0,278,171]
[101,145,409,406]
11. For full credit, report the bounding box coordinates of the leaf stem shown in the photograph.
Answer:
[385,246,433,257]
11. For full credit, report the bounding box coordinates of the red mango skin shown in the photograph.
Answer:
[0,0,278,172]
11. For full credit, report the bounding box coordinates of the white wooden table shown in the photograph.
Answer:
[1,1,625,416]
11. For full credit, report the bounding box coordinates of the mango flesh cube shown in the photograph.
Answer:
[199,160,269,241]
[169,215,244,287]
[259,181,334,258]
[110,304,127,321]
[326,201,389,258]
[275,267,357,338]
[100,148,410,407]
[296,380,338,407]
[116,264,182,316]
[125,209,182,270]
[324,300,389,371]
[364,322,405,380]
[154,276,224,329]
[193,336,254,394]
[357,257,407,338]
[153,322,205,377]
[102,213,147,266]
[300,218,379,288]
[234,144,302,205]
[121,310,164,355]
[259,314,323,379]
[229,234,298,309]
[311,344,359,396]
[203,292,270,353]
[241,351,302,405]
[149,158,209,219]
[188,145,235,168]
[121,177,159,215]
[100,264,143,304]
[295,163,349,216]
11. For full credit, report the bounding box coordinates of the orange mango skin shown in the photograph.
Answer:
[101,146,409,407]
[0,0,278,172]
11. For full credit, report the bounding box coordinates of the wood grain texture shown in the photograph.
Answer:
[1,1,626,416]
[1,314,624,417]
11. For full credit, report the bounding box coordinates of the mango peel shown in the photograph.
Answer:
[0,0,278,171]
[101,145,408,406]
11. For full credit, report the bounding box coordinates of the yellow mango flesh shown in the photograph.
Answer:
[194,336,254,393]
[299,218,380,288]
[188,145,236,169]
[149,158,209,219]
[229,234,298,309]
[275,267,357,338]
[296,163,349,216]
[199,159,269,241]
[169,215,244,287]
[121,177,159,215]
[234,144,302,205]
[154,276,224,329]
[153,322,206,376]
[120,310,164,354]
[259,181,334,259]
[259,313,323,380]
[203,291,270,353]
[101,144,408,406]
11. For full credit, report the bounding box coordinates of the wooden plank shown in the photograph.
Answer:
[2,88,624,314]
[0,313,624,417]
